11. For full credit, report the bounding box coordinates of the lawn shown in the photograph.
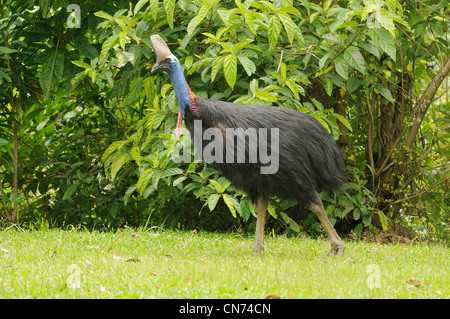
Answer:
[0,227,448,298]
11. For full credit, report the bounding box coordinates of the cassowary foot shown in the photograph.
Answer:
[253,197,267,256]
[327,241,345,258]
[253,242,264,255]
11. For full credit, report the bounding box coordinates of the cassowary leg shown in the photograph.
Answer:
[308,195,345,258]
[253,197,268,255]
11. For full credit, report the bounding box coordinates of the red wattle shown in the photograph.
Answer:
[175,108,183,140]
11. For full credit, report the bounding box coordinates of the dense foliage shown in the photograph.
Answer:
[0,0,448,241]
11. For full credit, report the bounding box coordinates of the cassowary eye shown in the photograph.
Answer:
[165,58,171,63]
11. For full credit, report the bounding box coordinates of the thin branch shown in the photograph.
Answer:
[385,176,449,207]
[396,23,434,60]
[376,55,450,177]
[5,34,18,224]
[366,94,376,175]
[276,50,284,73]
[316,24,367,73]
[416,0,450,19]
[432,85,450,102]
[405,55,450,150]
[0,179,10,220]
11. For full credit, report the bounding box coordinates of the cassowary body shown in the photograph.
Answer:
[150,35,346,257]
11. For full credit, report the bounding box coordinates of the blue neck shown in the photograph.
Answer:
[168,57,191,116]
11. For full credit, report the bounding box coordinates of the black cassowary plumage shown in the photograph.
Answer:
[184,97,346,204]
[150,35,346,257]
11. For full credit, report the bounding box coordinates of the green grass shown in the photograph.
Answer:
[0,227,448,298]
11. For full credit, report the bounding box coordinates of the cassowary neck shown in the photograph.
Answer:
[169,59,198,116]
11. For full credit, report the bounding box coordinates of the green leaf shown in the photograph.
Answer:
[341,206,352,218]
[237,55,256,76]
[331,113,353,132]
[149,0,159,21]
[323,0,332,13]
[239,197,253,221]
[223,54,237,89]
[278,13,295,44]
[232,39,254,54]
[130,145,141,168]
[173,176,187,187]
[386,0,401,13]
[110,153,128,181]
[217,9,232,25]
[285,79,300,99]
[334,56,349,80]
[184,55,193,70]
[0,137,9,147]
[163,0,175,28]
[343,46,367,74]
[71,60,91,70]
[279,62,286,81]
[0,70,11,83]
[207,193,221,211]
[326,204,335,216]
[368,28,396,61]
[222,194,237,217]
[94,11,114,21]
[267,202,277,218]
[147,170,163,196]
[111,202,120,218]
[143,76,155,106]
[354,223,364,236]
[378,9,395,35]
[0,46,17,54]
[162,167,184,178]
[255,89,277,102]
[329,20,358,32]
[136,168,154,193]
[374,83,394,103]
[114,16,129,31]
[279,4,302,17]
[249,79,258,95]
[36,120,48,131]
[321,76,333,97]
[74,37,99,59]
[346,77,360,94]
[359,42,380,58]
[101,140,129,162]
[362,211,372,226]
[123,77,142,104]
[377,211,390,231]
[268,15,281,47]
[243,11,256,34]
[119,31,127,50]
[124,185,137,204]
[353,208,361,220]
[211,56,224,82]
[134,0,149,15]
[39,49,64,97]
[63,182,79,200]
[280,211,301,232]
[187,3,212,34]
[99,33,120,62]
[209,179,224,193]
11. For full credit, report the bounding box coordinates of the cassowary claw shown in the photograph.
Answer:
[327,243,345,258]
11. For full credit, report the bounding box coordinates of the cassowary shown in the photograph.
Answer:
[150,35,346,257]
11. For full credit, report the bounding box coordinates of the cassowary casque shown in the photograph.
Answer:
[150,34,346,257]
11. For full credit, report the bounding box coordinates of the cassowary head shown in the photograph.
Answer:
[150,34,175,73]
[150,34,196,139]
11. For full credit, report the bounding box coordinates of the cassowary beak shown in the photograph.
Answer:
[151,61,169,73]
